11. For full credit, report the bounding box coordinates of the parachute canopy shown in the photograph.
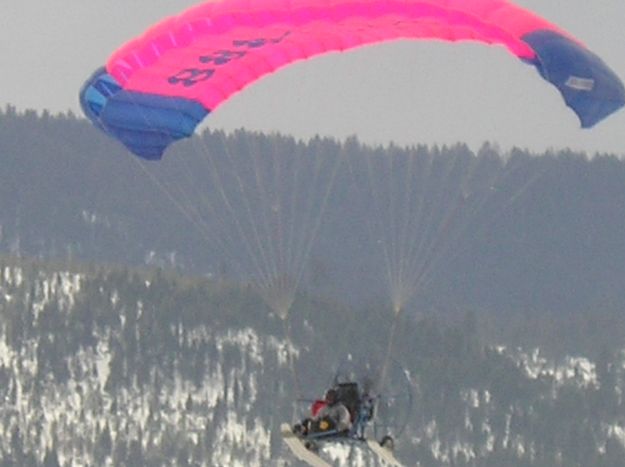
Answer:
[80,0,625,159]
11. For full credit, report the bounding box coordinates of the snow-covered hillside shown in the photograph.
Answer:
[0,262,624,466]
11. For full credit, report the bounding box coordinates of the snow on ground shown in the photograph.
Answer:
[514,347,597,387]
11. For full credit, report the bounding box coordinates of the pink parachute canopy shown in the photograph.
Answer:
[106,0,564,110]
[80,0,624,158]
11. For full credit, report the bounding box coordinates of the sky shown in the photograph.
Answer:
[2,0,624,155]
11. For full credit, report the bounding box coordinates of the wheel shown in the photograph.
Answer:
[304,440,319,452]
[380,435,394,451]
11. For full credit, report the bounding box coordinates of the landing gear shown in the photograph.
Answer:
[304,440,319,452]
[380,435,394,450]
[366,436,402,466]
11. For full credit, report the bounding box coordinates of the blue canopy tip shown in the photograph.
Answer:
[523,30,625,127]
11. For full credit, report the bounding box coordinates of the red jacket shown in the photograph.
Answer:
[311,399,327,417]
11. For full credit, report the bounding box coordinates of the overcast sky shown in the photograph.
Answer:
[2,0,624,155]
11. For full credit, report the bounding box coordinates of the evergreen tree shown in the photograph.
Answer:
[42,447,61,467]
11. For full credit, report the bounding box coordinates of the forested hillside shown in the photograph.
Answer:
[1,106,625,323]
[2,106,625,465]
[0,258,625,466]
